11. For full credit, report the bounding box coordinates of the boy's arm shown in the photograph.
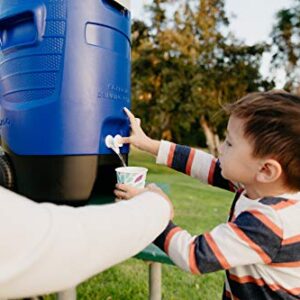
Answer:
[154,204,282,275]
[0,187,171,298]
[156,140,237,192]
[120,109,236,192]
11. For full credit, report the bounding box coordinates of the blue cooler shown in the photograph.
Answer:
[0,0,131,204]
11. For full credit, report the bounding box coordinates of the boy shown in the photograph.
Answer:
[115,91,300,299]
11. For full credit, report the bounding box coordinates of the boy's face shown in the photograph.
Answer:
[219,116,262,185]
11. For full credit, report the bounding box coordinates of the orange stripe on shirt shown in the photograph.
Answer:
[230,274,266,286]
[185,148,195,175]
[204,233,231,269]
[189,242,201,274]
[230,274,300,296]
[164,227,182,254]
[228,223,271,264]
[207,159,217,185]
[229,274,280,292]
[289,286,300,295]
[282,234,300,245]
[270,261,300,268]
[271,199,297,211]
[248,210,283,238]
[167,143,176,167]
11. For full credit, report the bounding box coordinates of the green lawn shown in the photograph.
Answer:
[48,149,234,300]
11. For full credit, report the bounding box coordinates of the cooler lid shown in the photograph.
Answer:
[113,0,130,11]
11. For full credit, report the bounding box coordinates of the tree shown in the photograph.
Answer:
[271,0,300,93]
[131,0,274,154]
[131,0,185,141]
[173,0,273,155]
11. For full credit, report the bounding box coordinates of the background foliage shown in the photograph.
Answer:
[131,0,300,150]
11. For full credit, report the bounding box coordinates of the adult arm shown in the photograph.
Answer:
[0,187,171,298]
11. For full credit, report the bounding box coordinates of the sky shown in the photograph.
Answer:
[131,0,295,88]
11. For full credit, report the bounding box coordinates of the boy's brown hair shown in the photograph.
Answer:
[225,90,300,191]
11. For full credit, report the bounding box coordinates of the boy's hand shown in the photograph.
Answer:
[120,108,160,156]
[114,183,174,219]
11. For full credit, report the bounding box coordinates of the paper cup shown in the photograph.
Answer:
[115,166,148,189]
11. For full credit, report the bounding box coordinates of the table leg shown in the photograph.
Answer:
[57,288,77,300]
[149,262,162,300]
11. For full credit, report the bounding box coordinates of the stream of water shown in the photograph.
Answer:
[116,151,127,167]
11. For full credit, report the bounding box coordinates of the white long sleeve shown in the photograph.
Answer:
[0,187,170,298]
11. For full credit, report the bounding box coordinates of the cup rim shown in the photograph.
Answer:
[115,166,148,174]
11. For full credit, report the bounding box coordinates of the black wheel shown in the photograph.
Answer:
[0,154,15,190]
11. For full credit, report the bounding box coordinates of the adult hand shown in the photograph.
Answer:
[114,183,174,220]
[120,108,160,156]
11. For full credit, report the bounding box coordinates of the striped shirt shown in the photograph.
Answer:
[154,140,300,300]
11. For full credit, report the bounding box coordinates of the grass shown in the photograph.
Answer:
[46,148,234,300]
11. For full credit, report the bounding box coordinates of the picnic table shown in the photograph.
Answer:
[56,192,174,300]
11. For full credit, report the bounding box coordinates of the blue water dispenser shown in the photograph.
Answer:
[0,0,131,204]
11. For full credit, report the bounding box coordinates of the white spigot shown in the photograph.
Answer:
[105,134,123,154]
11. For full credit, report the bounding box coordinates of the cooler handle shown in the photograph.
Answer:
[0,3,46,51]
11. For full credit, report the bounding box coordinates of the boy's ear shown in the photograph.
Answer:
[256,159,282,183]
